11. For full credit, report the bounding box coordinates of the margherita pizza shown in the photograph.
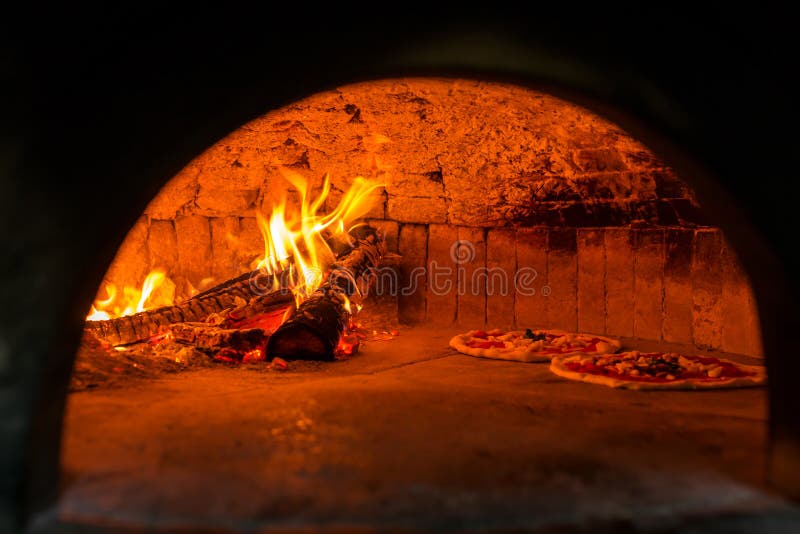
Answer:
[449,329,621,363]
[550,351,767,390]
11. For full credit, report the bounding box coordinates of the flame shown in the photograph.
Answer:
[186,277,216,299]
[256,171,382,306]
[86,270,174,321]
[85,171,380,322]
[335,334,360,358]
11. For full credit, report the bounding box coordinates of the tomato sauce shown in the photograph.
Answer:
[565,353,754,383]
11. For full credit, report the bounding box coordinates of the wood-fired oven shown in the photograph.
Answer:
[2,9,799,534]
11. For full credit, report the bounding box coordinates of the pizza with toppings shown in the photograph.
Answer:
[449,329,621,363]
[549,351,767,390]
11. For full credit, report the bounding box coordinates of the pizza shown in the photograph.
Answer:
[449,329,621,363]
[549,350,767,390]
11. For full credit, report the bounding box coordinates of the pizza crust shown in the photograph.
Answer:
[449,329,621,363]
[449,333,549,362]
[549,354,768,390]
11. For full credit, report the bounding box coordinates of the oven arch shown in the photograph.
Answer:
[7,27,797,531]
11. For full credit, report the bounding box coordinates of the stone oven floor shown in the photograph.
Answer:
[55,327,800,533]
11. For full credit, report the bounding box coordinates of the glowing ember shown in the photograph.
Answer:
[335,334,360,358]
[213,349,241,364]
[223,306,289,331]
[148,332,173,345]
[86,270,175,321]
[242,348,265,363]
[270,357,289,371]
[255,170,383,306]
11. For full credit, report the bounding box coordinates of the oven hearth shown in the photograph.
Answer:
[62,327,784,531]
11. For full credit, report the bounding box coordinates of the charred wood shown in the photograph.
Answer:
[267,225,385,361]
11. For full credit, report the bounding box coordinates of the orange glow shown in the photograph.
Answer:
[256,170,382,306]
[186,277,216,298]
[85,171,380,323]
[242,348,265,363]
[86,270,174,321]
[335,334,360,357]
[270,357,289,371]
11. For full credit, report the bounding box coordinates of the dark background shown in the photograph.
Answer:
[1,5,798,529]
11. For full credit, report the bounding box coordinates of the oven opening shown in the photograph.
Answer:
[62,78,775,531]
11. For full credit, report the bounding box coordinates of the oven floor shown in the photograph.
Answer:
[56,327,800,532]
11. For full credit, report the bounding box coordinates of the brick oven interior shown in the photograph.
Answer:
[53,78,797,531]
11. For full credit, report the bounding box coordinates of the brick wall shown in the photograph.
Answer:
[105,216,763,357]
[139,78,701,229]
[97,78,763,357]
[391,224,762,357]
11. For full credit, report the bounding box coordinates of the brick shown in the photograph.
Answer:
[386,195,447,223]
[547,228,578,332]
[363,188,388,220]
[515,228,548,329]
[456,226,487,327]
[604,228,634,337]
[633,229,664,341]
[692,229,723,350]
[195,186,259,218]
[510,204,565,227]
[105,216,150,290]
[194,145,273,191]
[577,229,605,335]
[366,218,399,253]
[662,229,693,344]
[174,215,212,291]
[397,224,427,325]
[572,173,632,199]
[628,172,659,200]
[622,148,662,169]
[653,170,687,198]
[210,217,240,282]
[148,219,178,275]
[386,171,448,198]
[426,224,458,325]
[721,238,762,356]
[236,217,264,272]
[486,228,517,330]
[574,148,628,172]
[143,168,198,219]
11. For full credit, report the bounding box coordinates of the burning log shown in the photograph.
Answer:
[171,323,269,352]
[83,229,378,346]
[267,225,386,361]
[169,303,289,352]
[85,270,294,346]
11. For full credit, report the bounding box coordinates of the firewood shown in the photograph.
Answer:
[267,225,386,361]
[84,230,373,346]
[170,323,270,352]
[85,270,294,345]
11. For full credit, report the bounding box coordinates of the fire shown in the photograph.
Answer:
[85,171,380,322]
[186,277,216,298]
[86,270,174,321]
[256,170,382,305]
